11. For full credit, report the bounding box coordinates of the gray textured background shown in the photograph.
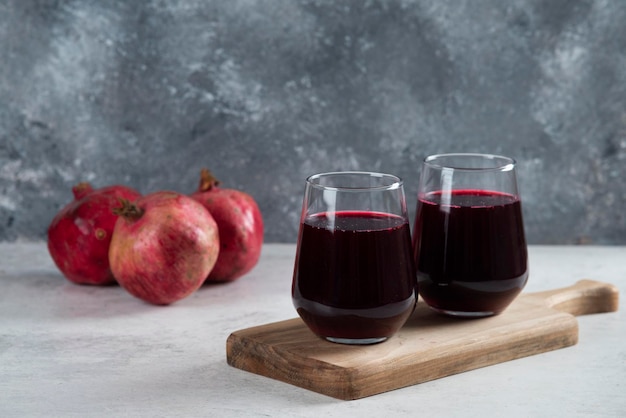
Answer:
[1,0,625,244]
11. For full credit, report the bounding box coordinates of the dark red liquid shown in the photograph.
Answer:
[412,190,528,315]
[292,211,417,341]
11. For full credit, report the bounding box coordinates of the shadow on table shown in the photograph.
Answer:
[1,271,162,318]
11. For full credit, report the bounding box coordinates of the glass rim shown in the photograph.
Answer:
[305,171,403,192]
[424,153,516,172]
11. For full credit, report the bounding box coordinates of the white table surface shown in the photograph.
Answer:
[1,242,625,418]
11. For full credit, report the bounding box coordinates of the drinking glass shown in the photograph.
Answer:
[412,153,528,317]
[292,171,417,344]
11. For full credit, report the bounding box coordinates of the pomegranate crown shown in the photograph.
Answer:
[199,168,221,192]
[112,198,144,221]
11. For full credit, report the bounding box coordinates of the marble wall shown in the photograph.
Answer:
[1,0,625,244]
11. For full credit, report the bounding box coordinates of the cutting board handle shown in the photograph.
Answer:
[532,279,619,316]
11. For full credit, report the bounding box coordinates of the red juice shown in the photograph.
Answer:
[292,211,417,341]
[412,189,528,316]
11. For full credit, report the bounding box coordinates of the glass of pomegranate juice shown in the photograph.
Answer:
[413,153,528,317]
[292,172,418,344]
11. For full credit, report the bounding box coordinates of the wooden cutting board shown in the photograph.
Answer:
[226,279,619,400]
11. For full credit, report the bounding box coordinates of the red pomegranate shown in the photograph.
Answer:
[190,169,264,282]
[47,182,141,285]
[109,191,220,305]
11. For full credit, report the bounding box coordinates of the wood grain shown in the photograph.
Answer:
[226,279,619,400]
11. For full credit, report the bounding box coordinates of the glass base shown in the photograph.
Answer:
[325,336,388,345]
[429,306,496,318]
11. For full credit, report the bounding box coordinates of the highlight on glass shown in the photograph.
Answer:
[412,153,528,318]
[292,171,417,344]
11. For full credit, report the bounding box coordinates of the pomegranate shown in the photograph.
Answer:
[190,169,264,282]
[109,191,220,305]
[47,182,141,285]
